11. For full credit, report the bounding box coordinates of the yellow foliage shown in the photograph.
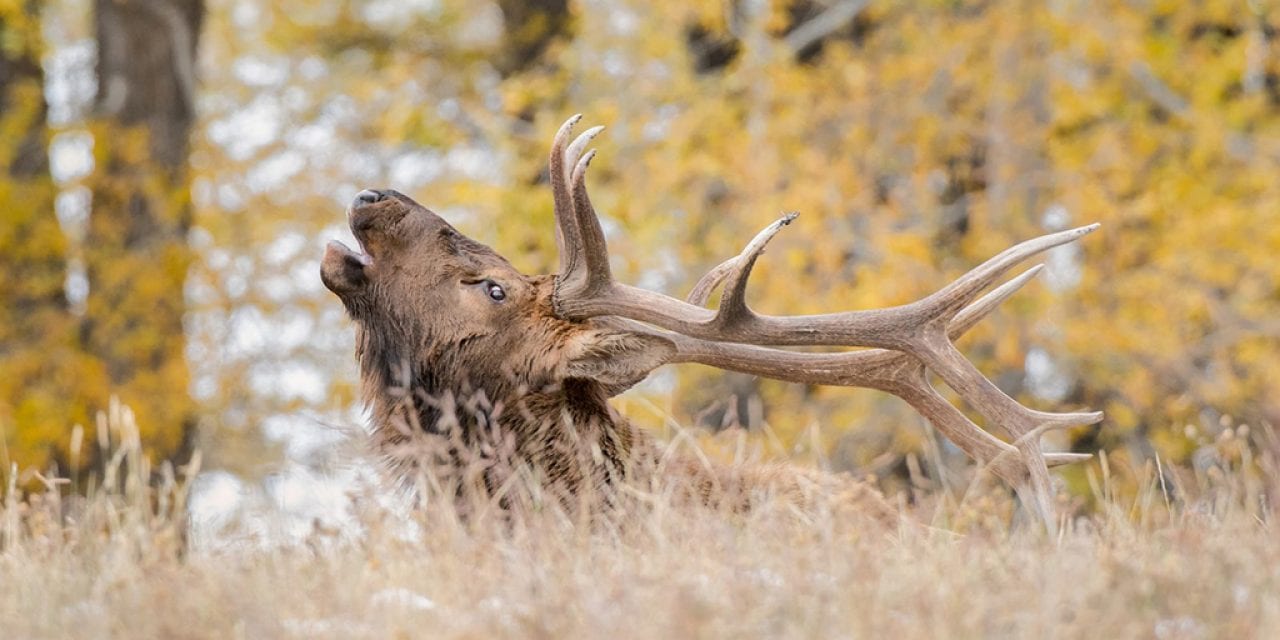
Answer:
[9,0,1275,489]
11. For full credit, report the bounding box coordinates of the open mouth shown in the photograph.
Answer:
[342,199,380,267]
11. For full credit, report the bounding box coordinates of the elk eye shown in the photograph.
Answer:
[485,281,506,302]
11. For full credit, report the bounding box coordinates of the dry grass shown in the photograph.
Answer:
[2,406,1277,639]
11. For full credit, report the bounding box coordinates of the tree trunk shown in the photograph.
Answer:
[85,0,204,463]
[494,0,571,77]
[0,3,98,474]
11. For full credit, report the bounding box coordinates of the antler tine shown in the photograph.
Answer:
[951,264,1043,336]
[550,115,584,277]
[688,260,733,306]
[687,213,798,309]
[564,126,605,180]
[913,223,1102,325]
[714,213,798,324]
[560,148,615,298]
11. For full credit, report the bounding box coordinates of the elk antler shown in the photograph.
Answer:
[547,116,1102,529]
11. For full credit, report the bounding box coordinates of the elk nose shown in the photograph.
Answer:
[353,189,386,206]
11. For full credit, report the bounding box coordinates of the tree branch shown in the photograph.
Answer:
[784,0,870,55]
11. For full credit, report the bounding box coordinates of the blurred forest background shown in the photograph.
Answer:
[1,0,1277,514]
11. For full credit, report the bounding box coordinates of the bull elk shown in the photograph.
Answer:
[320,115,1102,529]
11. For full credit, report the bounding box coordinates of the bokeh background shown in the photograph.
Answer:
[2,0,1277,522]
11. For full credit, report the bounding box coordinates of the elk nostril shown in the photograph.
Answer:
[354,189,384,206]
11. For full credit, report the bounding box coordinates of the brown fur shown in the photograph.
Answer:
[321,189,894,523]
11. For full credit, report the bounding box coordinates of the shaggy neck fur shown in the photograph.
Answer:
[354,320,645,503]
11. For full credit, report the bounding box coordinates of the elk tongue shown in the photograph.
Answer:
[354,239,374,266]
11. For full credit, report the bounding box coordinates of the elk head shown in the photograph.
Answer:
[320,188,673,438]
[322,114,1104,529]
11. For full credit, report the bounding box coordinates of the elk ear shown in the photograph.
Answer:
[563,331,676,390]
